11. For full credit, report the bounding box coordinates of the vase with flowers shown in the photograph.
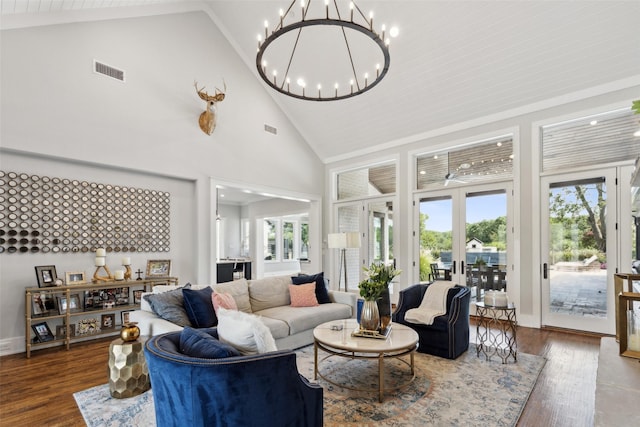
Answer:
[358,262,401,332]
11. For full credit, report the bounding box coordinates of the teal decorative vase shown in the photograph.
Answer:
[361,299,380,332]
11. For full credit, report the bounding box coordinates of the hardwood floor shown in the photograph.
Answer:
[0,325,601,427]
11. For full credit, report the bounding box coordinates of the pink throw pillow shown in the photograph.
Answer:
[289,282,319,307]
[212,292,238,314]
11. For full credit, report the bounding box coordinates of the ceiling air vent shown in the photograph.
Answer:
[264,124,277,135]
[93,60,125,82]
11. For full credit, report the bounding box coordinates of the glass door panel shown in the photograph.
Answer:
[541,170,616,334]
[418,184,511,307]
[336,204,362,292]
[465,191,508,303]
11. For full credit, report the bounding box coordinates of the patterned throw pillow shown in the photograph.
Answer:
[289,282,319,307]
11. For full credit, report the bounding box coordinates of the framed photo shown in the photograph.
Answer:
[133,290,144,304]
[31,322,54,342]
[57,294,82,314]
[100,288,117,308]
[55,324,76,338]
[121,309,134,325]
[83,290,101,310]
[101,313,115,330]
[65,271,86,285]
[32,292,57,316]
[115,287,129,305]
[146,259,171,277]
[35,265,58,288]
[77,318,100,335]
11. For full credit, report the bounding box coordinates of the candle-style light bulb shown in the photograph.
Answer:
[364,72,369,86]
[264,20,269,38]
[262,60,267,72]
[376,63,380,77]
[334,82,339,97]
[369,11,373,30]
[381,24,386,41]
[350,79,354,94]
[301,0,305,19]
[350,2,354,21]
[273,70,277,85]
[317,84,321,97]
[279,8,284,28]
[286,77,291,91]
[325,0,329,18]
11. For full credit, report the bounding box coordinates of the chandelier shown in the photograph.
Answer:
[256,0,393,101]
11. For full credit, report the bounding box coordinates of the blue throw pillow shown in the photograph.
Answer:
[182,286,217,328]
[179,326,240,358]
[292,272,331,304]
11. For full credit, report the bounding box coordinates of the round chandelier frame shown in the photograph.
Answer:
[256,1,391,101]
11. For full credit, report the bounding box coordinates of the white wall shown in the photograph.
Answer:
[0,11,324,354]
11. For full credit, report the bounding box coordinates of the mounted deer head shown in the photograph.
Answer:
[194,81,226,135]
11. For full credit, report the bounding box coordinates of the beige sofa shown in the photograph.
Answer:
[130,274,357,350]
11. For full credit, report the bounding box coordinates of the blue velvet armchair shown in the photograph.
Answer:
[144,329,323,427]
[392,283,471,359]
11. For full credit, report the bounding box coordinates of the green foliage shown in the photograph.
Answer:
[419,253,432,282]
[632,100,640,115]
[358,262,401,301]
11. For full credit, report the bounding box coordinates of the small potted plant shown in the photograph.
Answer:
[358,262,401,331]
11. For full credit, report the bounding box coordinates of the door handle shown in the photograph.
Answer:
[461,261,465,274]
[543,263,548,279]
[452,260,456,275]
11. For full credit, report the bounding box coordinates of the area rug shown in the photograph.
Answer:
[74,344,545,427]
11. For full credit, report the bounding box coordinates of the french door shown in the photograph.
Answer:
[335,197,395,292]
[415,182,513,307]
[540,169,618,334]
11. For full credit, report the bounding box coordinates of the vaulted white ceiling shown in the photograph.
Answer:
[2,0,640,163]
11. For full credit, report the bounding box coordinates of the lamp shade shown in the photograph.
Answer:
[328,232,360,249]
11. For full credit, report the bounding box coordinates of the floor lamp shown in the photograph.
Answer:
[328,232,361,292]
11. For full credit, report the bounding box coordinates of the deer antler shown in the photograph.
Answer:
[194,81,225,103]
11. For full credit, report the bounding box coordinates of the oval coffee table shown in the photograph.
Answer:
[313,318,419,402]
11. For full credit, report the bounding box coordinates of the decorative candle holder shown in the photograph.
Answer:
[93,249,113,282]
[93,264,113,282]
[122,257,132,281]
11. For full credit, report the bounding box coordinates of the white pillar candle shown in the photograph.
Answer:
[122,257,131,266]
[95,257,105,266]
[114,270,125,280]
[96,248,106,257]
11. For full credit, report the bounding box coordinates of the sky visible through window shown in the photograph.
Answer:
[421,194,506,232]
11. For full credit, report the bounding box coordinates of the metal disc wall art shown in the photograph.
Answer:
[0,170,170,254]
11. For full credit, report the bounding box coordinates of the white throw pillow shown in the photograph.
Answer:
[216,308,277,355]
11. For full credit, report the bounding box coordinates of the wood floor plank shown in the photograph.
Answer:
[0,327,601,426]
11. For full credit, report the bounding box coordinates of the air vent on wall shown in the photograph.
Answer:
[93,60,125,82]
[264,124,277,135]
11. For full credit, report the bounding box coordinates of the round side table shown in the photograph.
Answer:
[475,302,517,364]
[108,337,150,398]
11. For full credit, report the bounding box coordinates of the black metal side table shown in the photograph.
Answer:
[475,302,517,364]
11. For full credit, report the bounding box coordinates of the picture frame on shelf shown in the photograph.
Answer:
[146,259,171,277]
[101,313,115,330]
[31,322,54,342]
[32,292,57,316]
[133,290,144,304]
[121,309,134,325]
[76,318,100,335]
[35,265,58,288]
[65,271,86,285]
[55,324,76,338]
[115,287,129,305]
[57,294,82,315]
[83,290,101,310]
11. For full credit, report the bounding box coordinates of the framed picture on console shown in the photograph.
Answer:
[146,259,171,277]
[57,294,82,314]
[121,310,134,325]
[101,314,115,330]
[31,322,54,342]
[133,290,144,304]
[65,271,86,285]
[32,292,57,316]
[35,265,58,288]
[55,324,76,338]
